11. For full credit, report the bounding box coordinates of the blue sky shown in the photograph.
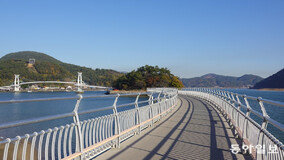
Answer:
[0,0,283,78]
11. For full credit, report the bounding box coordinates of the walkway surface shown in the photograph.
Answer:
[96,95,252,160]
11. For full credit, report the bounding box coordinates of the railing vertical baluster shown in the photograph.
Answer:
[101,117,106,140]
[63,125,70,157]
[57,126,64,160]
[126,112,131,130]
[3,138,11,160]
[87,119,94,158]
[85,120,91,147]
[110,116,114,137]
[22,134,29,160]
[12,136,21,160]
[99,118,103,142]
[81,121,87,147]
[88,119,94,146]
[95,118,101,143]
[107,116,112,138]
[38,130,45,160]
[30,132,37,160]
[68,124,75,155]
[44,129,52,160]
[93,118,98,144]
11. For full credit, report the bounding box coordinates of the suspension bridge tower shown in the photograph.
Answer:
[14,74,20,92]
[77,72,84,93]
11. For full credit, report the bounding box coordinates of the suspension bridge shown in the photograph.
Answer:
[0,88,283,160]
[0,72,108,92]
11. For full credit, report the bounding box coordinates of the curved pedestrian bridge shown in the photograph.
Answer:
[96,95,251,160]
[0,88,283,160]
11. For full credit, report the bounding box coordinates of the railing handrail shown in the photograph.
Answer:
[183,88,284,107]
[0,92,168,130]
[0,92,154,104]
[227,91,284,107]
[184,88,284,131]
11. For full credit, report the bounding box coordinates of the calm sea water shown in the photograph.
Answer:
[0,91,148,139]
[0,89,283,143]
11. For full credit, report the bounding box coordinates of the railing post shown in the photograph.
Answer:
[224,92,234,129]
[135,93,141,134]
[231,92,236,102]
[148,93,154,126]
[112,94,121,148]
[242,95,251,140]
[157,91,163,120]
[256,97,269,160]
[225,91,230,100]
[157,91,162,102]
[163,93,168,114]
[234,95,241,138]
[72,94,84,159]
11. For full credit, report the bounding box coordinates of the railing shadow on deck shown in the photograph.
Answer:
[180,89,284,160]
[97,95,244,160]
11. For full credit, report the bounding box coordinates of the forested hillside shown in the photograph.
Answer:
[253,68,284,89]
[0,51,123,86]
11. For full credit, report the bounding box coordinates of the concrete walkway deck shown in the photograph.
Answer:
[96,95,252,160]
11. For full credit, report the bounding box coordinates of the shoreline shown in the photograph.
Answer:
[108,90,146,94]
[254,88,284,91]
[0,89,106,93]
[107,90,149,97]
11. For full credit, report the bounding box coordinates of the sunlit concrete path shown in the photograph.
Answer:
[96,95,252,160]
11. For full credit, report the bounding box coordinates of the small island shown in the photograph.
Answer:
[112,65,183,91]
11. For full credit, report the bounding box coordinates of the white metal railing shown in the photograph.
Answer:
[179,88,284,160]
[0,88,178,160]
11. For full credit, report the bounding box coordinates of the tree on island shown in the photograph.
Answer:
[112,65,184,90]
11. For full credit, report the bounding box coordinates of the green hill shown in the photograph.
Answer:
[113,65,184,90]
[0,51,61,64]
[181,73,263,88]
[0,51,123,86]
[253,68,284,89]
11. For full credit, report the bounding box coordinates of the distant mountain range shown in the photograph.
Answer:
[181,73,263,88]
[0,51,123,86]
[2,51,279,89]
[252,68,284,89]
